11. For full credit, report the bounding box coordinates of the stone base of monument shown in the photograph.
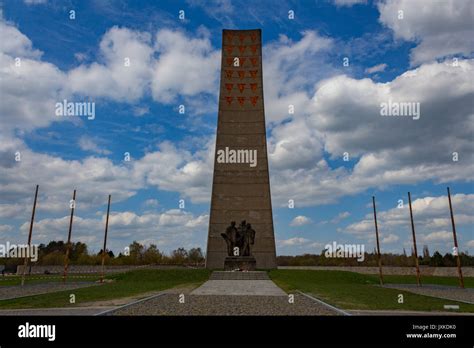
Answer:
[223,256,256,271]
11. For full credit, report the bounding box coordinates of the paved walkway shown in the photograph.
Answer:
[191,271,286,296]
[210,271,270,280]
[191,280,286,296]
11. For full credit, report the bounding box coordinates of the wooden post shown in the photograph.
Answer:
[408,192,421,287]
[100,195,111,283]
[372,196,384,285]
[447,187,464,288]
[63,189,76,283]
[21,185,39,286]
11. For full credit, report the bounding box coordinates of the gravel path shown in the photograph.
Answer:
[0,306,115,316]
[382,284,474,304]
[109,293,340,316]
[0,282,100,300]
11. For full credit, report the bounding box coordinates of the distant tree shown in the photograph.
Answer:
[143,244,162,264]
[442,253,455,267]
[171,248,188,264]
[129,241,145,264]
[188,248,204,265]
[97,249,114,258]
[430,251,443,267]
[41,251,64,265]
[460,252,474,266]
[39,241,66,255]
[70,242,88,261]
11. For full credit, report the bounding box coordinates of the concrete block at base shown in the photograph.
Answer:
[224,256,256,271]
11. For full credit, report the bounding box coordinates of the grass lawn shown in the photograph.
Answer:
[0,274,101,286]
[269,270,474,313]
[382,274,474,288]
[0,269,210,309]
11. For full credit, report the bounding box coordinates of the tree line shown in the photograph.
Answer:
[0,240,205,267]
[277,246,474,267]
[2,241,472,268]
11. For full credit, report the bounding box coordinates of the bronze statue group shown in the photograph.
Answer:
[221,220,256,257]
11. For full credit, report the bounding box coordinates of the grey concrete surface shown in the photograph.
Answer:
[191,279,286,296]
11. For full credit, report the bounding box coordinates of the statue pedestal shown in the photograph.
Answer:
[224,256,257,271]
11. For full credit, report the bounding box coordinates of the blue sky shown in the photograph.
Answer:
[0,0,473,256]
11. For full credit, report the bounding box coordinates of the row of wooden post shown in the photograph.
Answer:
[20,185,465,288]
[20,185,112,286]
[372,187,464,288]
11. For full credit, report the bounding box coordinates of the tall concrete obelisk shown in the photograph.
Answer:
[205,29,277,269]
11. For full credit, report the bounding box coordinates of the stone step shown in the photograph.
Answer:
[210,271,269,280]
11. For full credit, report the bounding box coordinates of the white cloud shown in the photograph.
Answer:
[0,31,66,134]
[263,31,334,123]
[276,237,323,254]
[0,20,220,218]
[0,204,26,219]
[290,215,312,227]
[344,194,473,250]
[187,0,233,15]
[278,237,310,247]
[143,199,159,208]
[333,0,367,7]
[365,63,387,74]
[346,194,474,234]
[0,225,14,233]
[16,210,208,252]
[132,106,149,117]
[134,140,214,203]
[268,117,323,170]
[331,211,351,224]
[24,0,47,4]
[267,59,474,206]
[151,28,220,104]
[0,140,143,218]
[378,0,474,65]
[8,17,469,210]
[419,231,452,243]
[78,136,111,155]
[312,60,474,161]
[0,137,212,229]
[345,219,374,235]
[381,233,399,244]
[186,0,234,26]
[67,26,153,102]
[74,52,87,62]
[1,17,223,139]
[0,12,41,58]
